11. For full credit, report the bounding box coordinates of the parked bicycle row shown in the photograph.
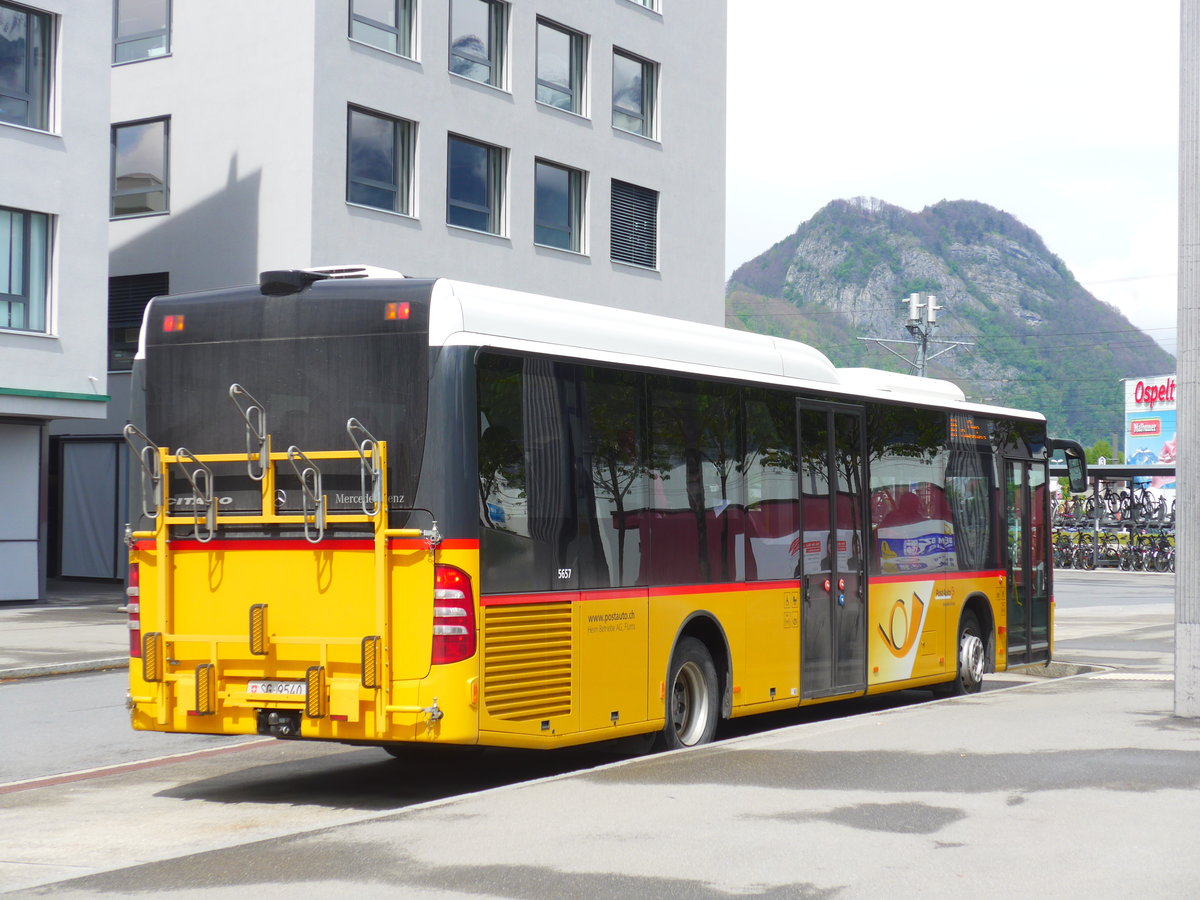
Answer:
[1052,489,1175,529]
[1052,526,1175,572]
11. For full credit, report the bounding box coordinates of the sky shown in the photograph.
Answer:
[725,1,1180,355]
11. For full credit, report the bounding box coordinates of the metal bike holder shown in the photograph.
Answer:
[229,383,269,482]
[287,445,326,543]
[176,447,216,543]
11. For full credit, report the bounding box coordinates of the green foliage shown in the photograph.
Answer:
[1087,439,1120,464]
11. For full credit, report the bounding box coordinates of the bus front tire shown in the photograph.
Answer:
[655,637,719,751]
[937,610,985,697]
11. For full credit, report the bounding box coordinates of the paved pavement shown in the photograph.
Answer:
[0,579,127,680]
[2,572,1198,896]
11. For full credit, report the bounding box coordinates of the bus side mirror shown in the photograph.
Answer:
[1048,439,1088,494]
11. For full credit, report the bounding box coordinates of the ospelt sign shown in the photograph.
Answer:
[1130,377,1176,409]
[1123,375,1177,466]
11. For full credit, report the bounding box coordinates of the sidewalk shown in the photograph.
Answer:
[0,579,128,680]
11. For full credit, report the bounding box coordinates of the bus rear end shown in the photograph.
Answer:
[125,271,480,747]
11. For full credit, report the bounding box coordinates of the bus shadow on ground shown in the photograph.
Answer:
[154,742,649,812]
[155,690,968,812]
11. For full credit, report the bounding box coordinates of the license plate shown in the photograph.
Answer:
[247,680,307,697]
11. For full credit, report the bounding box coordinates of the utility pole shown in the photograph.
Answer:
[858,293,972,377]
[1177,0,1198,716]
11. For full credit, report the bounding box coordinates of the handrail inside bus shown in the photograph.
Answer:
[346,417,382,517]
[228,383,269,482]
[122,423,162,519]
[286,445,326,543]
[175,447,216,543]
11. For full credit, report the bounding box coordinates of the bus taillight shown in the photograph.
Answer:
[127,563,141,658]
[432,565,476,665]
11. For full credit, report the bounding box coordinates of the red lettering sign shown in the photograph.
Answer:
[1130,419,1162,437]
[1134,378,1177,407]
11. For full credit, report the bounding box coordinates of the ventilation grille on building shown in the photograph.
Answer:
[109,272,169,328]
[483,602,573,721]
[611,180,658,269]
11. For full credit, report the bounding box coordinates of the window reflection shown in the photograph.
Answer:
[111,118,169,217]
[451,0,504,87]
[114,0,170,64]
[351,0,413,57]
[1,2,49,129]
[448,136,502,233]
[348,108,411,213]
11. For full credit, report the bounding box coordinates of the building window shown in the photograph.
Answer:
[447,135,505,235]
[349,0,413,58]
[347,107,414,214]
[611,179,657,268]
[535,160,584,253]
[612,49,656,138]
[0,206,50,333]
[629,0,659,10]
[0,1,51,131]
[111,117,169,218]
[108,272,167,371]
[113,0,170,64]
[536,19,585,115]
[450,0,506,88]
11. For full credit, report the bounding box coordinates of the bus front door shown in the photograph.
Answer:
[797,403,868,699]
[1005,459,1051,664]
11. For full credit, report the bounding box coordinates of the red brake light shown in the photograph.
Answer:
[127,563,142,658]
[432,565,476,665]
[385,302,410,320]
[162,314,185,332]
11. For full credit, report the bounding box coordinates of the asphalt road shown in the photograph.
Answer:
[0,570,1180,895]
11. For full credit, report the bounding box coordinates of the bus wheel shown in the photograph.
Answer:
[936,611,985,697]
[657,637,719,751]
[951,611,985,695]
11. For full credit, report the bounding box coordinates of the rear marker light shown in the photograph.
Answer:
[162,314,185,332]
[127,563,142,658]
[385,302,411,320]
[432,565,476,665]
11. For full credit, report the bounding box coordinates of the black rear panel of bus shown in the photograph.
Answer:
[140,278,436,534]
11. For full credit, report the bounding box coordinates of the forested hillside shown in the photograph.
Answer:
[726,198,1174,445]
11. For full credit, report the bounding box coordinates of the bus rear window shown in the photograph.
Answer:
[145,331,428,517]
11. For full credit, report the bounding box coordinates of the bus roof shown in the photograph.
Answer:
[136,268,1044,423]
[429,277,1043,422]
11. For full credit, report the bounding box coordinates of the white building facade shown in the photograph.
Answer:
[0,0,110,600]
[54,0,726,584]
[109,0,728,316]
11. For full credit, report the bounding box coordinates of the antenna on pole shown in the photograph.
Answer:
[859,293,972,377]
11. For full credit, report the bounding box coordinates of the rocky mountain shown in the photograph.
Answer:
[726,198,1175,446]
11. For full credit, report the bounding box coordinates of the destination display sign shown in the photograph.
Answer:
[949,414,991,445]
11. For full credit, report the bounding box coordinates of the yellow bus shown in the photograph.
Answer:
[124,267,1087,753]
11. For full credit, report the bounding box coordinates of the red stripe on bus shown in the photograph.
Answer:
[389,538,479,550]
[870,570,1005,585]
[169,539,376,552]
[132,538,480,552]
[482,580,804,606]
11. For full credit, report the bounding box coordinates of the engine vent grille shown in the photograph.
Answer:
[483,603,573,721]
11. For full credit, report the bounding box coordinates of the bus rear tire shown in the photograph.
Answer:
[655,637,719,751]
[937,610,985,697]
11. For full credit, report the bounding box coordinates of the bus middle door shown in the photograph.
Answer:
[797,403,868,699]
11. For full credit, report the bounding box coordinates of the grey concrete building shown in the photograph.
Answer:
[108,0,727,313]
[60,0,727,582]
[0,0,111,600]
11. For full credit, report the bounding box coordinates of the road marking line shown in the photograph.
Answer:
[0,738,275,795]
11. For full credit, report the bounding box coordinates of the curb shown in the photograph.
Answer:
[0,657,128,682]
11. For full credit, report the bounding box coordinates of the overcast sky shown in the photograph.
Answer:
[726,1,1180,355]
